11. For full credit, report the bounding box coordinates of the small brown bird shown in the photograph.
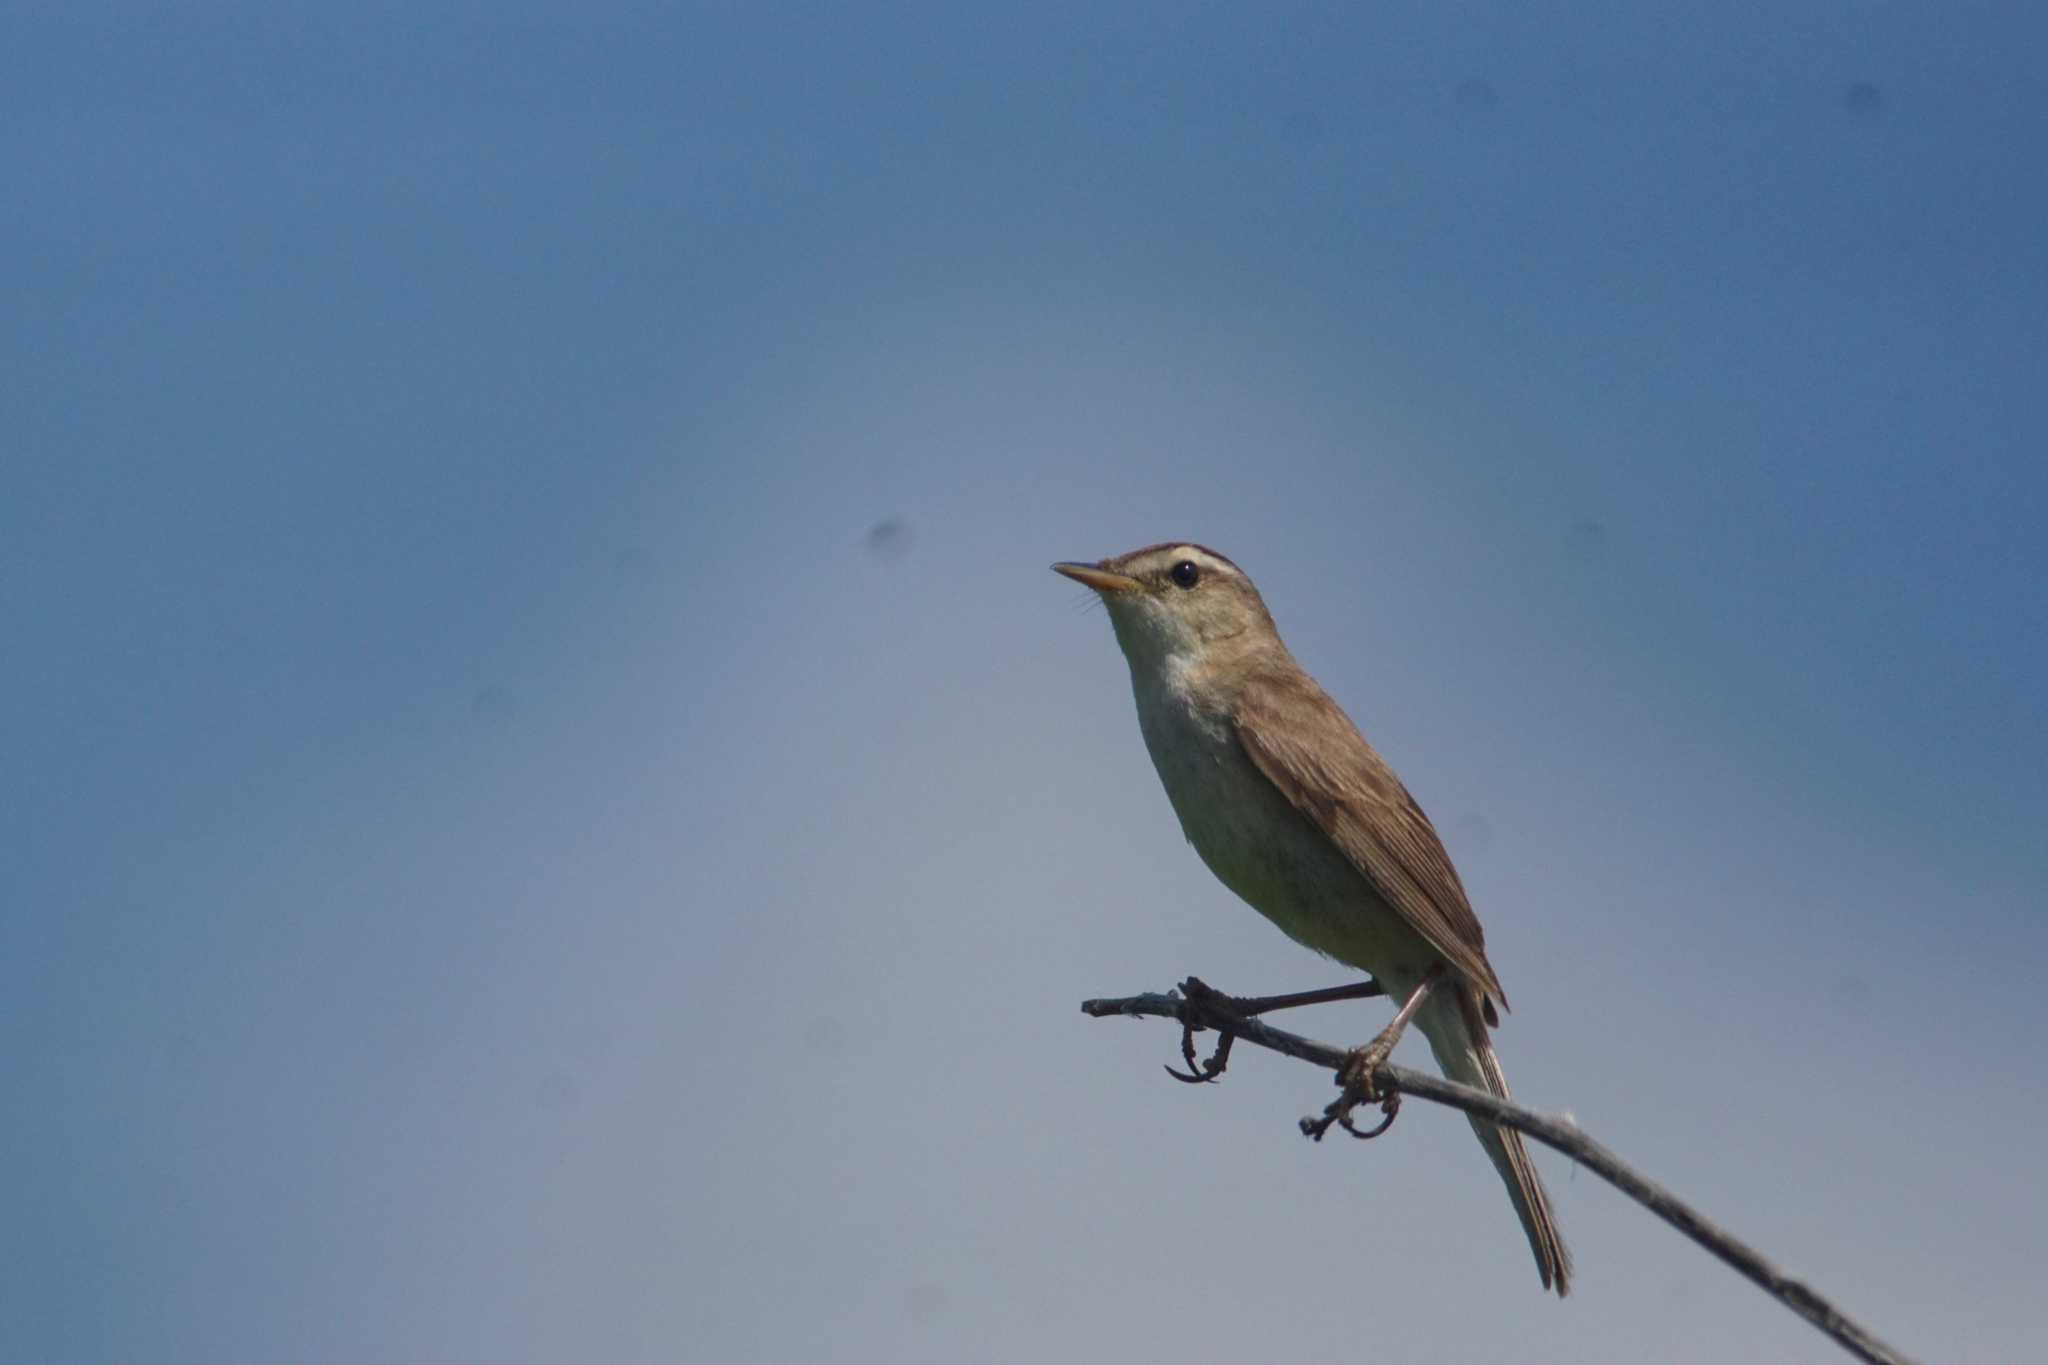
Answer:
[1056,542,1571,1295]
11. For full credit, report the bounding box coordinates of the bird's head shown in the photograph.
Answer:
[1053,542,1277,670]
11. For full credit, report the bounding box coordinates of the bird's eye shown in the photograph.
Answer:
[1170,560,1200,589]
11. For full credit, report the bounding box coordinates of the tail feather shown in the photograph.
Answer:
[1420,989,1573,1296]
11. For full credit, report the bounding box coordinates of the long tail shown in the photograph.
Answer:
[1419,988,1573,1296]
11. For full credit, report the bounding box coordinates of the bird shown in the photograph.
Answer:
[1055,541,1571,1295]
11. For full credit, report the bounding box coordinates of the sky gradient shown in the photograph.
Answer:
[6,4,2046,1362]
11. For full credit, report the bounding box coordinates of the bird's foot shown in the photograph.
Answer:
[1161,974,1388,1084]
[1300,1041,1401,1141]
[1164,978,1236,1083]
[1340,1038,1394,1099]
[1300,965,1440,1140]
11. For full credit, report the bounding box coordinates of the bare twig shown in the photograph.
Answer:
[1082,981,1919,1365]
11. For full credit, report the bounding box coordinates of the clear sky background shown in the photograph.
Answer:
[5,5,2045,1363]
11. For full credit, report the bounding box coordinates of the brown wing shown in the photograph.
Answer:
[1234,667,1508,1015]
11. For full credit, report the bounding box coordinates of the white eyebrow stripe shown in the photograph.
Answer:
[1166,547,1234,575]
[1111,543,1243,578]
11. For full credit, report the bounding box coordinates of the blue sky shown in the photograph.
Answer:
[5,4,2045,1362]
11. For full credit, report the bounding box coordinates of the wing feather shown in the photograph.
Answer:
[1233,668,1508,1014]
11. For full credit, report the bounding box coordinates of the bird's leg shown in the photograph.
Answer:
[1304,964,1446,1141]
[1164,976,1385,1083]
[1345,964,1441,1086]
[1227,979,1387,1015]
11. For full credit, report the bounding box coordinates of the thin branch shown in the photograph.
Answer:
[1082,982,1919,1365]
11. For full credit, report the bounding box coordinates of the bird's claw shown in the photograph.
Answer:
[1300,1043,1401,1141]
[1338,1091,1400,1139]
[1159,974,1389,1089]
[1164,1014,1234,1083]
[1160,978,1237,1083]
[1339,1041,1393,1101]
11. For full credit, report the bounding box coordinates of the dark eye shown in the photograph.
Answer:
[1170,560,1200,589]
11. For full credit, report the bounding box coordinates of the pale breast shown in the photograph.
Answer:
[1131,672,1437,980]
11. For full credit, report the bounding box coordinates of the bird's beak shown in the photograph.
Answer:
[1053,561,1143,594]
